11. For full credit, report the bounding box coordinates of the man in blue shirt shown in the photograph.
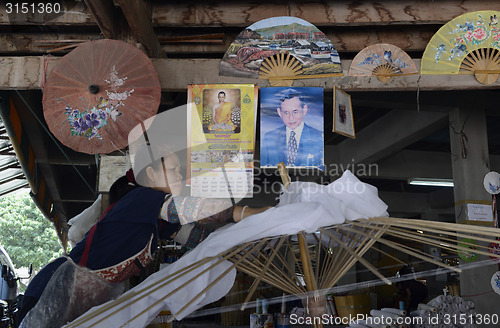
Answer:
[261,89,324,170]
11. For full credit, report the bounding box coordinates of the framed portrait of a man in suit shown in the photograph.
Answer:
[260,87,324,171]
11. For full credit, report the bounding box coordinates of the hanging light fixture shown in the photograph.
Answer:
[408,178,454,187]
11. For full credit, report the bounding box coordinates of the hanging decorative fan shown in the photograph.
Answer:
[220,16,343,85]
[349,43,418,82]
[460,48,500,84]
[421,10,500,85]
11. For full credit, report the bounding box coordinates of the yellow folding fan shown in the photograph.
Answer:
[421,10,500,85]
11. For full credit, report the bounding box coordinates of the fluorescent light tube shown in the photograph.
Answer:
[408,178,454,187]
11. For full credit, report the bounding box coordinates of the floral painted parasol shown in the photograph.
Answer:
[42,39,161,154]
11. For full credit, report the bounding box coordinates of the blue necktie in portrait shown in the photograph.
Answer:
[287,131,298,166]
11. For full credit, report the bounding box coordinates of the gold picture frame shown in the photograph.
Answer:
[333,86,355,138]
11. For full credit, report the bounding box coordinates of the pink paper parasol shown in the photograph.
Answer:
[42,39,161,154]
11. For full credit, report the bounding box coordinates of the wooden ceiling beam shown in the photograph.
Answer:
[159,25,437,53]
[83,0,121,39]
[113,0,163,57]
[3,56,500,91]
[323,26,436,52]
[2,1,499,27]
[0,1,94,25]
[150,58,500,92]
[0,34,98,54]
[152,1,500,27]
[0,27,435,54]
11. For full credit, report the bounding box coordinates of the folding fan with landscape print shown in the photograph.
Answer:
[421,10,500,85]
[349,43,418,82]
[220,16,343,86]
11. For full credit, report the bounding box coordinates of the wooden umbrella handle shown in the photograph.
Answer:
[277,162,324,328]
[277,162,291,190]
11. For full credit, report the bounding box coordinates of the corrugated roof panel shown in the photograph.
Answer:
[0,118,29,197]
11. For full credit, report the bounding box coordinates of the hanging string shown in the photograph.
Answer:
[109,139,126,156]
[494,194,498,229]
[461,290,495,297]
[125,149,132,170]
[416,75,421,112]
[41,55,51,92]
[107,140,130,176]
[449,108,473,160]
[460,132,468,159]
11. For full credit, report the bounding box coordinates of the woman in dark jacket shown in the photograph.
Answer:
[19,147,269,327]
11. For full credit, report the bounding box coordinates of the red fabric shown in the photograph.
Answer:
[78,202,116,267]
[125,168,136,184]
[94,235,154,282]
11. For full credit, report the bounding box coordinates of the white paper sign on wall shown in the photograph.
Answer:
[466,203,494,222]
[98,155,130,192]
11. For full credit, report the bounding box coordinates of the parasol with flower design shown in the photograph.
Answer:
[42,39,161,154]
[421,10,500,85]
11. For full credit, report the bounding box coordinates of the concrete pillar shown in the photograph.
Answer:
[449,107,500,324]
